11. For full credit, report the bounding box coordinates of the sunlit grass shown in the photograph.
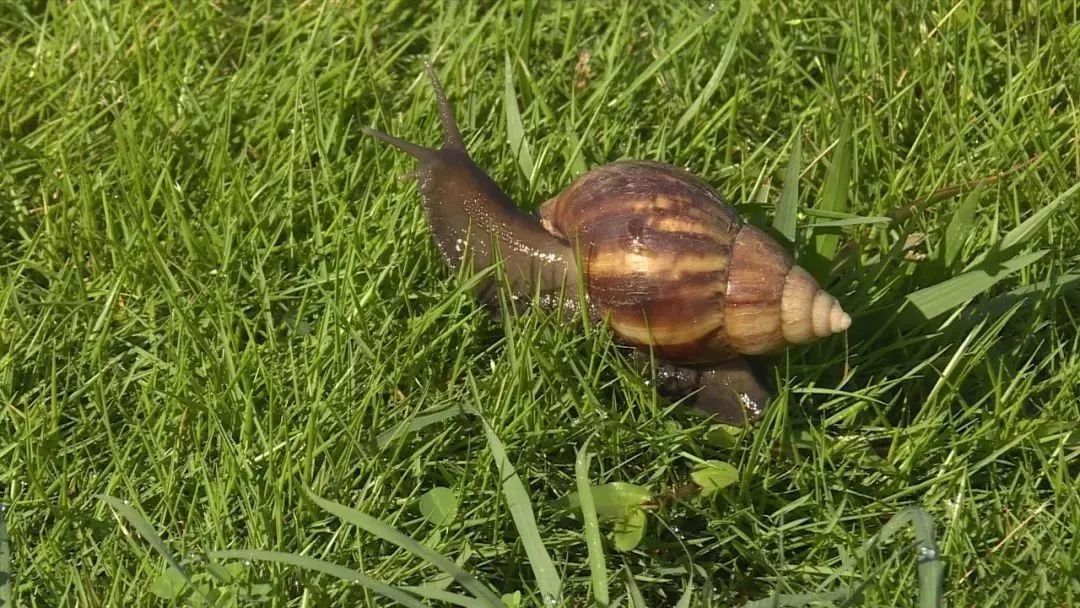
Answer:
[2,1,1079,606]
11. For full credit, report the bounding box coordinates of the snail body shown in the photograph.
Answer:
[363,63,850,424]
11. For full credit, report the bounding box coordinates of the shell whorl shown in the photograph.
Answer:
[780,266,851,345]
[724,226,850,355]
[540,160,850,362]
[541,161,742,363]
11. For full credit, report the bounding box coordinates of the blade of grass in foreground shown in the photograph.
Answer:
[801,208,891,227]
[813,117,853,260]
[624,566,648,608]
[208,550,431,608]
[773,133,801,243]
[480,417,564,605]
[608,10,718,108]
[674,0,754,134]
[940,186,983,269]
[903,249,1048,322]
[963,272,1080,323]
[503,52,535,182]
[402,585,489,608]
[806,216,890,228]
[864,507,943,608]
[97,496,200,597]
[304,490,504,608]
[739,590,850,607]
[574,438,609,607]
[1,504,11,607]
[738,506,941,608]
[994,180,1080,256]
[673,575,695,608]
[415,403,562,603]
[376,406,461,448]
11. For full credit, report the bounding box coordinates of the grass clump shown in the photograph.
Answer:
[3,1,1079,606]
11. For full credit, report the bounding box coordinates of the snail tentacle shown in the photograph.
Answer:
[422,61,465,150]
[363,63,580,312]
[360,127,435,161]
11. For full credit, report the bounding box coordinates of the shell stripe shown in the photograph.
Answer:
[543,160,755,362]
[723,226,793,354]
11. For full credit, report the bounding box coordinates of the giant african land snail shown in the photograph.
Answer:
[362,63,851,425]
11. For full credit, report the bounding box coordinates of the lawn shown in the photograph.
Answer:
[2,0,1079,606]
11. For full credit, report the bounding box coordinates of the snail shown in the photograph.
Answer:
[362,62,851,425]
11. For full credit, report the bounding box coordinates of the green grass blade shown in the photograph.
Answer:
[941,186,983,269]
[998,272,1080,298]
[801,208,877,220]
[867,507,943,608]
[503,52,535,182]
[97,495,195,591]
[963,272,1080,323]
[608,10,718,108]
[673,575,694,608]
[739,590,851,607]
[209,550,431,608]
[910,512,944,608]
[304,490,504,608]
[807,215,890,228]
[813,117,853,260]
[401,585,489,608]
[674,0,754,134]
[480,418,563,605]
[574,438,609,607]
[376,406,461,448]
[903,250,1048,322]
[995,181,1080,255]
[624,567,647,608]
[564,126,588,177]
[773,133,802,243]
[0,505,11,607]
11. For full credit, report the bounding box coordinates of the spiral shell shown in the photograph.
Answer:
[539,160,850,363]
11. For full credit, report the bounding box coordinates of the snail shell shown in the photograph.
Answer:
[540,160,851,363]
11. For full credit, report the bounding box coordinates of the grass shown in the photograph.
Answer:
[2,0,1079,606]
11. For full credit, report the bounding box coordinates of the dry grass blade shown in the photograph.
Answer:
[890,154,1044,222]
